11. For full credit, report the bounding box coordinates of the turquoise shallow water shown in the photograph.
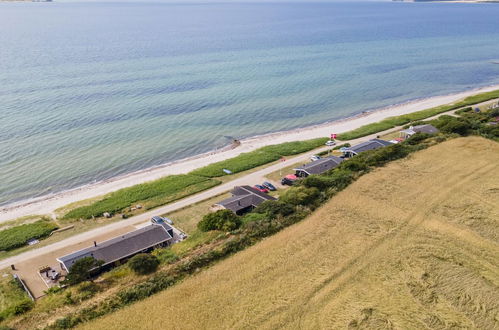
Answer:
[1,1,499,205]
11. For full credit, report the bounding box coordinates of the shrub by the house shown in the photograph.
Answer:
[198,209,241,232]
[128,254,160,275]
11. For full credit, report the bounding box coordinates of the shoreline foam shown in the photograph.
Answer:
[1,84,499,222]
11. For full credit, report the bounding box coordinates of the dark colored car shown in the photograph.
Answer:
[151,216,165,224]
[262,181,277,191]
[151,216,173,225]
[253,184,269,193]
[281,177,295,186]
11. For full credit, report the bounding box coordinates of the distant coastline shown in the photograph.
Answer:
[1,83,499,222]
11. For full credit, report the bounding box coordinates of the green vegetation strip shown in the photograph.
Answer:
[191,138,328,178]
[0,220,58,252]
[0,276,33,322]
[337,89,499,140]
[63,175,220,220]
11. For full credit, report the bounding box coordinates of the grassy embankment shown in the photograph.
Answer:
[337,89,499,140]
[0,275,32,322]
[81,136,499,330]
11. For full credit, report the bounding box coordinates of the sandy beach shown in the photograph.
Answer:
[1,84,498,222]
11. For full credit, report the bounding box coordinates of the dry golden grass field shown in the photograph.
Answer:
[82,137,499,330]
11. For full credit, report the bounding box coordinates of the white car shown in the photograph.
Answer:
[325,140,336,146]
[310,155,321,161]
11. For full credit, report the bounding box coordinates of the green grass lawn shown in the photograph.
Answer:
[63,175,220,220]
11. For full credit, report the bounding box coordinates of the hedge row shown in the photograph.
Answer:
[0,220,58,251]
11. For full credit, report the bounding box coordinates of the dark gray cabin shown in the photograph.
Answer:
[342,139,393,157]
[400,124,439,138]
[57,223,174,272]
[294,156,344,177]
[213,185,276,215]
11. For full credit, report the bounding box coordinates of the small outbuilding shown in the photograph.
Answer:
[342,139,393,158]
[294,156,344,177]
[400,124,439,139]
[212,186,276,215]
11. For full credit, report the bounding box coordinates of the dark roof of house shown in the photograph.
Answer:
[57,224,173,271]
[401,124,439,135]
[215,185,276,213]
[347,139,393,154]
[411,124,439,134]
[294,156,344,175]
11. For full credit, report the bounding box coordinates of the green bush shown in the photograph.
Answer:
[0,299,34,320]
[198,209,241,232]
[455,106,473,115]
[253,200,295,219]
[128,254,160,275]
[339,157,370,173]
[361,143,412,167]
[0,220,58,251]
[302,169,355,192]
[241,212,267,225]
[433,116,471,136]
[62,257,104,286]
[152,248,179,264]
[63,175,218,219]
[279,187,320,206]
[302,175,337,190]
[325,169,355,190]
[74,281,100,302]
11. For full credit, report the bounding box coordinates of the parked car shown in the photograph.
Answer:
[310,155,321,161]
[254,184,269,193]
[262,181,277,191]
[325,140,336,146]
[281,177,295,186]
[151,216,164,224]
[151,216,173,225]
[281,174,298,186]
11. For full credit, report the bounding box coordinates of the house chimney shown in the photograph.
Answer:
[93,241,97,247]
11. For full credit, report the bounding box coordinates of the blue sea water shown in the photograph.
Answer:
[1,1,499,206]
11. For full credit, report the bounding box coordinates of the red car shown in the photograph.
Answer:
[253,184,269,193]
